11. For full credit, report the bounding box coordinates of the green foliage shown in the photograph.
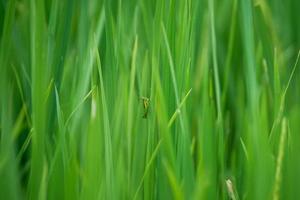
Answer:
[0,0,300,199]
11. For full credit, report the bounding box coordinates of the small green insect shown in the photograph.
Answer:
[141,97,150,118]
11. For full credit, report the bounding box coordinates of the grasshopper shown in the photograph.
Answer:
[141,97,150,118]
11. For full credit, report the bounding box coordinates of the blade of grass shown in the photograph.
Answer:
[273,117,287,200]
[96,48,114,199]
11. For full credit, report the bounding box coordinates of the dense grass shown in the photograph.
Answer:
[1,0,300,199]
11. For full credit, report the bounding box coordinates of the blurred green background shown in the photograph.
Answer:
[0,0,300,199]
